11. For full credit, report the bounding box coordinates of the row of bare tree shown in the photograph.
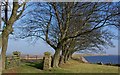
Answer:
[1,1,120,69]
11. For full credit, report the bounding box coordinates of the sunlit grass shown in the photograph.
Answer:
[60,60,118,73]
[3,59,118,73]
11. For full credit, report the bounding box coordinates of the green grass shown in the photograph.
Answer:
[3,60,119,73]
[3,63,68,73]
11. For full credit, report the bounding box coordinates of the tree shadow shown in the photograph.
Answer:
[25,59,44,70]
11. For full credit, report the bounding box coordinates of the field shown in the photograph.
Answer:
[2,59,119,74]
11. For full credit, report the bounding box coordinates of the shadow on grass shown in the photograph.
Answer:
[25,59,44,70]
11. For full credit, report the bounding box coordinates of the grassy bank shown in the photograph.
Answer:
[3,59,118,73]
[60,60,118,73]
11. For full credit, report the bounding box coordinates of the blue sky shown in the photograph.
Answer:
[2,2,119,55]
[6,36,118,55]
[7,38,55,55]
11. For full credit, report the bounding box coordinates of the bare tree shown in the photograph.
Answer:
[1,1,26,70]
[15,2,119,68]
[61,29,115,64]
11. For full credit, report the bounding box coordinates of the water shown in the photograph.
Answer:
[84,55,120,64]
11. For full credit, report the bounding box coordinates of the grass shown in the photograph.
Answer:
[60,60,118,73]
[3,63,68,73]
[2,59,119,73]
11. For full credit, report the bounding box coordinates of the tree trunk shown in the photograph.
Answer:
[1,26,13,70]
[64,50,69,63]
[67,53,72,60]
[1,31,9,70]
[52,48,61,68]
[59,55,64,65]
[59,50,65,65]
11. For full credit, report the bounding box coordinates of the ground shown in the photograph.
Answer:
[2,59,119,74]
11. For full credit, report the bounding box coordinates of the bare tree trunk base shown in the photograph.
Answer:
[52,49,61,68]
